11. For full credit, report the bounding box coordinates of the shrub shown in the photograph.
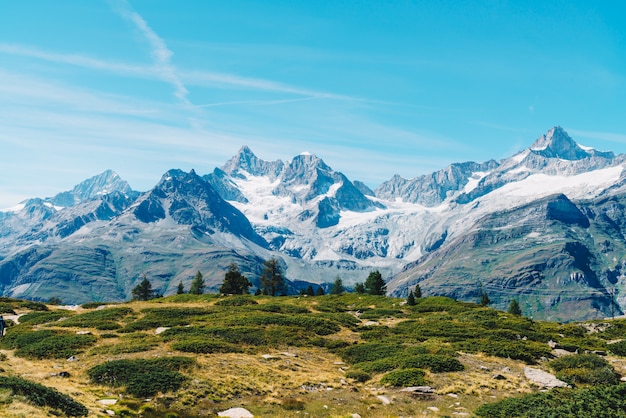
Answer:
[15,333,97,359]
[400,354,464,373]
[87,357,194,397]
[18,310,70,325]
[59,307,134,328]
[214,296,258,306]
[282,398,306,410]
[339,343,405,364]
[609,340,626,357]
[171,339,242,354]
[550,354,620,386]
[18,301,49,311]
[454,338,551,364]
[345,370,371,383]
[475,385,626,417]
[80,302,110,309]
[380,368,426,387]
[0,375,88,416]
[359,309,404,320]
[355,357,400,374]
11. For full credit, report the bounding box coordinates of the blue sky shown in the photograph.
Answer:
[1,0,625,207]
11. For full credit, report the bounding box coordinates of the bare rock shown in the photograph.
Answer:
[524,367,570,388]
[218,407,254,418]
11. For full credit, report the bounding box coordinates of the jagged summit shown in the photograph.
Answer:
[49,169,135,207]
[222,146,284,179]
[529,126,613,160]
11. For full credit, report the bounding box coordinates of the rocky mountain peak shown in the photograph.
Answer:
[49,169,134,207]
[530,127,590,160]
[222,146,284,179]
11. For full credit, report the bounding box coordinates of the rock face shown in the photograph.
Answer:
[3,127,626,321]
[376,160,499,206]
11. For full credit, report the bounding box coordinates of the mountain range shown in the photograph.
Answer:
[1,126,626,321]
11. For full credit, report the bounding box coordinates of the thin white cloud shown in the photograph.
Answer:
[111,0,190,105]
[569,129,626,145]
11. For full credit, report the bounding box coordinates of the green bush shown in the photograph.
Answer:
[171,338,242,354]
[80,302,111,309]
[400,354,464,373]
[19,301,49,311]
[339,343,405,364]
[214,296,258,306]
[59,307,134,328]
[282,397,306,410]
[380,368,426,387]
[87,357,194,397]
[15,333,98,359]
[345,370,371,382]
[0,375,88,416]
[609,340,626,357]
[475,385,626,417]
[550,354,620,386]
[454,338,552,364]
[18,310,71,325]
[359,308,404,320]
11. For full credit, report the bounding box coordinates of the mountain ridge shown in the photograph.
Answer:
[1,126,626,321]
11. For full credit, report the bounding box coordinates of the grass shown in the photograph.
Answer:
[1,294,626,416]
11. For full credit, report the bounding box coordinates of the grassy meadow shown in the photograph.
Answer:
[0,294,626,417]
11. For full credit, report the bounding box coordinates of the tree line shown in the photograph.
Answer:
[131,259,390,301]
[131,260,524,317]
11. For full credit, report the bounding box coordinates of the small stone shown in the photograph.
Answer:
[105,410,115,416]
[217,407,254,418]
[155,327,170,335]
[98,399,118,406]
[501,367,511,373]
[377,395,391,405]
[427,406,440,412]
[447,393,459,398]
[66,356,77,362]
[351,414,362,418]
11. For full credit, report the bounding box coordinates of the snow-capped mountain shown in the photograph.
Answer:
[2,127,626,321]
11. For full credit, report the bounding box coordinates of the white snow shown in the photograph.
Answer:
[299,151,312,156]
[0,203,25,213]
[578,143,595,152]
[492,165,623,200]
[510,150,530,163]
[464,171,490,193]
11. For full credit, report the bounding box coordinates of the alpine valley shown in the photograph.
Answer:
[2,126,626,322]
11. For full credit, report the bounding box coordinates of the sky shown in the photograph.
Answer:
[1,0,626,208]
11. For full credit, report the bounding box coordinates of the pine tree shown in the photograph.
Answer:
[305,285,315,296]
[259,258,286,296]
[132,274,155,301]
[364,270,387,295]
[480,291,490,306]
[414,284,422,298]
[176,281,185,295]
[354,283,365,294]
[316,286,325,296]
[507,299,522,316]
[330,277,344,295]
[189,271,206,295]
[407,290,416,306]
[220,263,252,295]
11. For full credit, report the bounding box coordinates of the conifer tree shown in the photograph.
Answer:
[480,291,490,306]
[364,270,387,295]
[176,281,185,294]
[189,271,206,295]
[414,284,422,298]
[259,258,286,296]
[407,290,416,306]
[316,286,325,296]
[507,299,522,316]
[220,263,252,294]
[330,276,344,295]
[354,282,365,294]
[305,285,315,296]
[132,274,155,301]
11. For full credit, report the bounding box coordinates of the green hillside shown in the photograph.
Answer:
[0,294,626,417]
